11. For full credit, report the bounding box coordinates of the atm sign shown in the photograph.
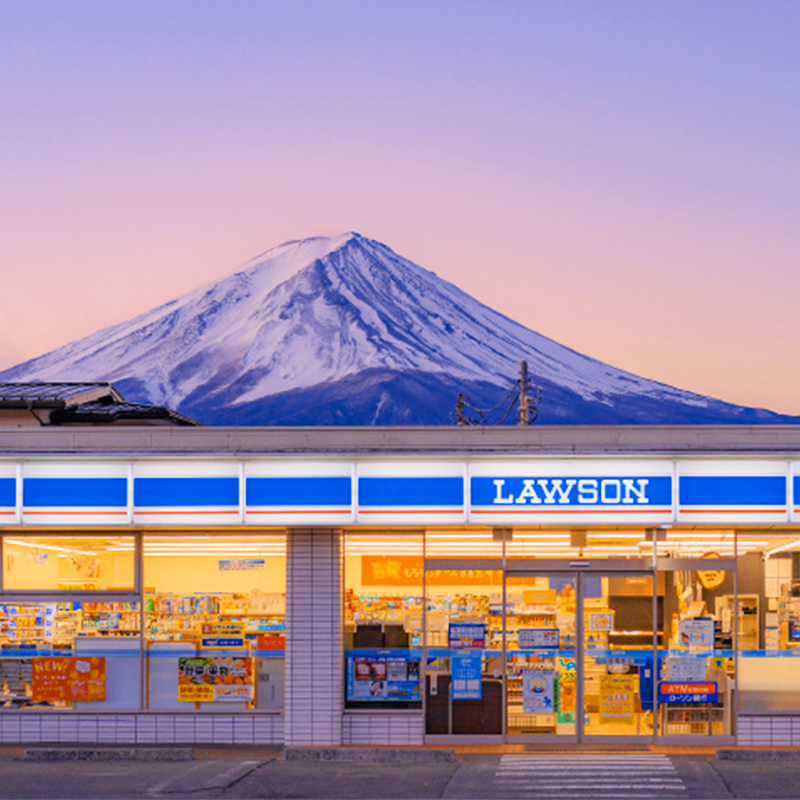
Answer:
[658,682,718,704]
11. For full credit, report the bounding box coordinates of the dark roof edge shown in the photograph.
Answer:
[0,425,799,457]
[48,403,198,427]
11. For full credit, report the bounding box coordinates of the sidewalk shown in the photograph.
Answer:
[0,745,798,798]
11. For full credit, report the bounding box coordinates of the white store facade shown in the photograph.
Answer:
[0,425,799,748]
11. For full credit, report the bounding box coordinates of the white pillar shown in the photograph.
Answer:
[285,528,343,746]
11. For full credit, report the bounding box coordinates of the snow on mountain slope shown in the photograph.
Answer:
[0,232,781,423]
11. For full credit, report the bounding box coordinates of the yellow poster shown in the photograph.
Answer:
[178,656,255,702]
[178,683,215,702]
[599,675,635,719]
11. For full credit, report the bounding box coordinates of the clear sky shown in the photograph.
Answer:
[1,1,798,413]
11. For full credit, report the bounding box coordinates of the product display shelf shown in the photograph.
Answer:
[80,613,141,636]
[778,585,800,650]
[660,704,727,736]
[0,657,33,706]
[0,603,55,646]
[489,601,560,649]
[143,591,286,643]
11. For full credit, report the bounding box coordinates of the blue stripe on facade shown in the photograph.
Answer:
[134,477,239,508]
[470,476,672,506]
[246,476,351,507]
[23,477,127,508]
[358,476,464,507]
[680,475,786,506]
[0,478,14,507]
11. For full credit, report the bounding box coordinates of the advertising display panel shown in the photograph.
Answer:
[32,657,106,703]
[678,618,715,649]
[599,675,636,720]
[518,628,559,649]
[522,669,556,713]
[451,651,482,700]
[345,650,421,702]
[448,623,486,649]
[178,656,255,703]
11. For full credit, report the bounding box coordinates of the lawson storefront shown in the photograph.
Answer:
[0,425,799,748]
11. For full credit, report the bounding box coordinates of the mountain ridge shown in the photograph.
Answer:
[1,232,797,426]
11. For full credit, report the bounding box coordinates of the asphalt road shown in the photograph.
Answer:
[0,750,797,799]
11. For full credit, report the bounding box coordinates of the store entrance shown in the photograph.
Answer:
[424,559,658,743]
[423,554,737,744]
[504,564,656,742]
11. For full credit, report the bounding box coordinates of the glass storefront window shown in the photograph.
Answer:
[739,532,800,714]
[582,573,655,738]
[3,535,135,591]
[343,531,423,709]
[0,599,141,710]
[143,534,286,712]
[0,532,287,713]
[505,575,577,737]
[656,562,734,737]
[425,565,503,736]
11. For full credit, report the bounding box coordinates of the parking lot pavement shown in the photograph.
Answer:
[0,750,797,799]
[708,757,800,799]
[223,753,800,800]
[225,759,460,799]
[0,758,266,799]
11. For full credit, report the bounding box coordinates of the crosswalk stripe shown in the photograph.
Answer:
[492,754,687,797]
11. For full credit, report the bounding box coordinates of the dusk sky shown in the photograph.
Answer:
[2,1,798,413]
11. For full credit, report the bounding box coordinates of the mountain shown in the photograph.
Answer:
[1,232,796,425]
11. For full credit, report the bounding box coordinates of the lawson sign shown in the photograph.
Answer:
[478,476,670,506]
[469,474,674,523]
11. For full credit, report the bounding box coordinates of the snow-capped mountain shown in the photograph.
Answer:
[1,232,795,425]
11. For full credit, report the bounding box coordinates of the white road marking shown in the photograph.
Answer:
[492,754,687,798]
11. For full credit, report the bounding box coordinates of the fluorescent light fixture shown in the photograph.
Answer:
[4,538,97,557]
[765,539,800,559]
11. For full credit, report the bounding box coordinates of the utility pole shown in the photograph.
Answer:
[455,393,468,426]
[453,361,539,426]
[518,361,530,425]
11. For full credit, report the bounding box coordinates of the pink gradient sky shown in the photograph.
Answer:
[1,1,799,414]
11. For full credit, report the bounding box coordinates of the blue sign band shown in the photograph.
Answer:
[246,476,351,507]
[0,478,15,507]
[680,475,786,506]
[359,476,463,507]
[134,477,239,507]
[23,477,127,508]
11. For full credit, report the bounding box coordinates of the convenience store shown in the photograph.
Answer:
[1,425,800,748]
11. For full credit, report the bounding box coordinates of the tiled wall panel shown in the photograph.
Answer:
[343,712,424,746]
[285,529,343,746]
[737,715,800,746]
[0,714,283,745]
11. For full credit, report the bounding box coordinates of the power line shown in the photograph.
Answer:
[454,361,540,426]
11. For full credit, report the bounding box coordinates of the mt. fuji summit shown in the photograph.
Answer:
[1,232,795,425]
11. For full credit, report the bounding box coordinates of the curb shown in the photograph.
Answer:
[717,749,800,762]
[285,747,455,763]
[23,747,194,762]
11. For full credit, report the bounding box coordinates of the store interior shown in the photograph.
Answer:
[2,526,800,731]
[343,527,800,738]
[0,533,286,711]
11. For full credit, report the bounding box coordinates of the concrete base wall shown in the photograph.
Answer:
[0,713,283,745]
[738,715,800,746]
[343,712,424,746]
